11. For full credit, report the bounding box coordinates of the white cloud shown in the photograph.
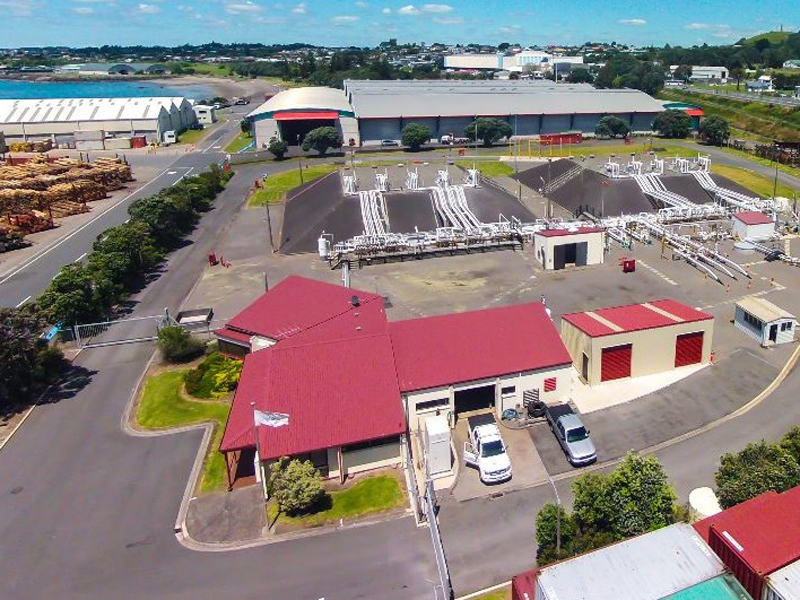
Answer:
[618,18,646,26]
[433,15,462,24]
[253,15,286,23]
[136,3,161,13]
[496,24,521,35]
[712,30,733,38]
[225,1,262,14]
[291,2,305,13]
[421,3,451,12]
[397,5,420,15]
[381,6,390,13]
[355,0,368,6]
[177,4,194,11]
[0,0,41,16]
[685,22,710,30]
[332,14,358,22]
[73,6,94,14]
[70,0,115,3]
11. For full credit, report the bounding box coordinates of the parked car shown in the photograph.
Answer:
[233,97,250,105]
[463,413,512,484]
[545,403,597,466]
[380,139,399,147]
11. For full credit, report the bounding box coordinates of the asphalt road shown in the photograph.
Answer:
[688,86,800,107]
[0,106,250,309]
[0,160,437,600]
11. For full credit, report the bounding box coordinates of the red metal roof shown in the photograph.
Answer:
[685,109,704,116]
[221,276,383,342]
[390,302,572,393]
[562,300,713,338]
[220,333,405,455]
[733,211,773,226]
[535,227,605,238]
[694,486,800,576]
[273,111,339,121]
[214,327,252,347]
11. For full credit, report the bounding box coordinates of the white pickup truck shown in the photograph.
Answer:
[463,414,512,484]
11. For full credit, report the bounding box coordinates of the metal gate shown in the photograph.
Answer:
[675,332,704,367]
[601,343,632,382]
[426,478,453,600]
[74,311,173,349]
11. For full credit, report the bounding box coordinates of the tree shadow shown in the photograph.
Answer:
[39,364,97,405]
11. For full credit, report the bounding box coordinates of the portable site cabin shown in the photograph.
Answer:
[734,297,796,347]
[732,211,775,242]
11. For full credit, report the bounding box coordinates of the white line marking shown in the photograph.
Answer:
[0,166,190,286]
[74,252,87,263]
[15,295,31,308]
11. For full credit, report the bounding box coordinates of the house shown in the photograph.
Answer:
[734,297,796,347]
[192,104,216,125]
[746,79,774,93]
[782,59,800,69]
[560,300,714,385]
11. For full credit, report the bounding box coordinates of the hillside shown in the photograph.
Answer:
[744,31,792,45]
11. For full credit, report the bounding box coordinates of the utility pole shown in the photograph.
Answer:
[548,475,562,553]
[514,115,521,201]
[773,143,780,199]
[297,134,304,184]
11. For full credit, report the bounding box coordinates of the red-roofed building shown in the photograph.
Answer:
[693,485,800,600]
[533,227,605,270]
[561,300,714,385]
[215,275,383,356]
[391,302,573,431]
[732,211,775,242]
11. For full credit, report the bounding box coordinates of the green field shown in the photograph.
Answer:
[744,31,791,45]
[712,164,797,198]
[268,474,404,527]
[248,164,338,206]
[177,128,209,145]
[455,160,515,177]
[469,587,511,600]
[137,369,230,493]
[224,132,254,153]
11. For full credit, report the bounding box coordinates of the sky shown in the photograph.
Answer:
[2,0,799,49]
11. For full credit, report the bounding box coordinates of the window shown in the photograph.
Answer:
[544,377,557,392]
[343,435,398,453]
[742,311,763,331]
[415,398,449,413]
[782,322,793,331]
[500,386,516,396]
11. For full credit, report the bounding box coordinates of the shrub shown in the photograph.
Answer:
[185,351,243,398]
[269,457,327,515]
[157,326,205,363]
[715,440,800,508]
[268,136,288,159]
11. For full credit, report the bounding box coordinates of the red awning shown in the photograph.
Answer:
[274,111,339,121]
[685,109,703,116]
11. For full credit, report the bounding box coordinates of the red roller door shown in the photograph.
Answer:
[601,344,632,382]
[675,332,704,367]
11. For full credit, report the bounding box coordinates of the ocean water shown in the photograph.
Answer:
[0,79,216,101]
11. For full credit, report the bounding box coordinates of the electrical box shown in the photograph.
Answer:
[424,416,452,476]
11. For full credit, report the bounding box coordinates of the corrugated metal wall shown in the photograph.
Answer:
[709,527,764,600]
[675,332,704,367]
[601,344,632,381]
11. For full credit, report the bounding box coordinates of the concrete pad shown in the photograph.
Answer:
[450,415,548,502]
[185,484,266,543]
[571,363,708,414]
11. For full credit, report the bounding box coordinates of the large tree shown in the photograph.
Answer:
[535,503,577,564]
[400,123,432,151]
[268,136,288,160]
[568,68,594,84]
[595,115,630,139]
[652,110,692,139]
[269,456,327,515]
[464,117,513,147]
[36,263,100,326]
[301,126,342,155]
[715,440,800,509]
[698,115,730,146]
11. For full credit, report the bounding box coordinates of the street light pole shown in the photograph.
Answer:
[297,134,304,184]
[773,144,779,199]
[548,475,562,553]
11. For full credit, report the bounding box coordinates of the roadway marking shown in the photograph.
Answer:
[15,295,31,308]
[636,259,678,285]
[74,252,87,263]
[0,166,191,287]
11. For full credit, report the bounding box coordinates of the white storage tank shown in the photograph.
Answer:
[423,415,451,476]
[764,558,800,600]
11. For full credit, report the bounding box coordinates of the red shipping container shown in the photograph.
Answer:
[512,569,538,600]
[130,136,147,149]
[694,485,800,600]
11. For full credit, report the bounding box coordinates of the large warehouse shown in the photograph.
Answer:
[0,97,196,144]
[248,79,667,148]
[560,299,714,386]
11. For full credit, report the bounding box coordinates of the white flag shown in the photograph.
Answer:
[254,409,289,428]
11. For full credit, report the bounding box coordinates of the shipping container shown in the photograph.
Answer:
[104,137,132,150]
[511,569,537,600]
[764,558,800,600]
[74,130,105,142]
[661,573,752,600]
[534,523,726,600]
[694,486,800,600]
[75,140,105,151]
[130,135,147,149]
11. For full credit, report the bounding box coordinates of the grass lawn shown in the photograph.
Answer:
[719,146,800,179]
[470,587,511,600]
[224,131,253,153]
[455,160,515,177]
[712,164,797,198]
[177,128,209,145]
[511,140,698,159]
[137,369,230,493]
[248,163,338,206]
[268,474,404,527]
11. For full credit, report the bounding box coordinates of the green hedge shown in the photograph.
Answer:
[36,166,232,326]
[185,351,243,398]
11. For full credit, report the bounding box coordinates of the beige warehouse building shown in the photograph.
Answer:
[560,299,714,386]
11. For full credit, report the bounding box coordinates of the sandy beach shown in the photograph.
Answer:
[147,75,283,101]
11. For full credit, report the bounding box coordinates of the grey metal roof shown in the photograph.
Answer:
[0,97,188,124]
[536,523,726,600]
[766,558,800,600]
[344,79,572,94]
[351,88,665,118]
[736,297,795,323]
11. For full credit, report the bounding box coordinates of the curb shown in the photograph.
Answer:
[0,404,37,453]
